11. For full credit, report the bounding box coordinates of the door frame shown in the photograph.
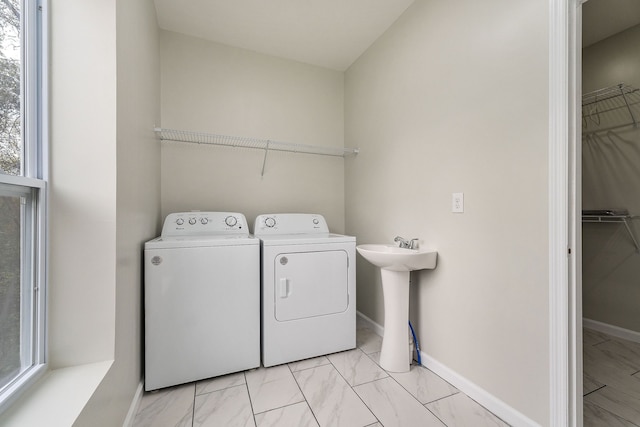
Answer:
[549,0,584,426]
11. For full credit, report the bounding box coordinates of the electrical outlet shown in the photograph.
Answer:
[452,192,464,213]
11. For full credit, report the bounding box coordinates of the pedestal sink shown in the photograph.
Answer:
[356,244,437,372]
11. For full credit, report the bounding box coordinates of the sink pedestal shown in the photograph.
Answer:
[379,269,411,373]
[355,243,437,373]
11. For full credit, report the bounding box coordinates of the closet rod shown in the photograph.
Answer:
[155,127,359,158]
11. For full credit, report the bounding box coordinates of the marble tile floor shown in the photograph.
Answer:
[133,321,509,427]
[583,328,640,426]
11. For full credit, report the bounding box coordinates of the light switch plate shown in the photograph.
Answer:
[452,192,464,213]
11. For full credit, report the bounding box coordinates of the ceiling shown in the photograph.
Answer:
[583,0,640,47]
[153,0,415,71]
[153,1,640,69]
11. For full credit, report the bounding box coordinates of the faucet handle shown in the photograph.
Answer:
[394,236,416,249]
[394,236,409,248]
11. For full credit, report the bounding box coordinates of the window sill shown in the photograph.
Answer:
[0,360,113,427]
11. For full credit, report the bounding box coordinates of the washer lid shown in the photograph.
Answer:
[145,235,259,249]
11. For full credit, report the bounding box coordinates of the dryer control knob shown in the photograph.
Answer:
[265,217,276,228]
[188,217,196,225]
[225,216,237,227]
[200,218,208,225]
[176,218,184,226]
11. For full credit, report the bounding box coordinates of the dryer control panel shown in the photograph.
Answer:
[162,212,249,237]
[254,213,329,235]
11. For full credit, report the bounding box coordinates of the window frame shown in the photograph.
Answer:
[0,0,48,413]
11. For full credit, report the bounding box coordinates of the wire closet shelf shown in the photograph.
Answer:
[582,83,640,135]
[582,210,640,253]
[154,128,359,158]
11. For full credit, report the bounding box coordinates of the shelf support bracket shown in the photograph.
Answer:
[261,141,270,178]
[622,218,640,252]
[619,84,638,128]
[583,213,640,253]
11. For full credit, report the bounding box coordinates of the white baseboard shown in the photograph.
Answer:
[420,353,540,427]
[355,311,540,427]
[583,318,640,344]
[122,380,144,427]
[356,310,384,337]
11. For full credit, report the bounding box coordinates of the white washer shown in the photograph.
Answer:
[255,213,356,367]
[144,212,260,391]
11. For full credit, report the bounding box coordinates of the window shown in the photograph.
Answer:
[0,0,47,411]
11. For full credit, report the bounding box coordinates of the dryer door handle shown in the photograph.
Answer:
[279,278,290,298]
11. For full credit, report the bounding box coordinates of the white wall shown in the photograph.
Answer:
[345,0,550,424]
[74,0,161,425]
[48,0,117,370]
[582,24,640,332]
[583,24,640,93]
[47,0,161,425]
[160,31,346,232]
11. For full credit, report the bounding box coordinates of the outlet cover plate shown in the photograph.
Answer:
[452,192,464,213]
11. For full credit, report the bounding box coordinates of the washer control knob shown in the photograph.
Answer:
[313,218,319,225]
[200,218,208,225]
[265,217,276,228]
[188,217,196,225]
[225,216,237,227]
[176,218,184,226]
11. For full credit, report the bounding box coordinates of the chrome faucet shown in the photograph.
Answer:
[394,236,419,249]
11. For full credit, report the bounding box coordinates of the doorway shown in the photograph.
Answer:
[580,1,640,425]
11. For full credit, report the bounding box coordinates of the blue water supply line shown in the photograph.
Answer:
[408,321,421,365]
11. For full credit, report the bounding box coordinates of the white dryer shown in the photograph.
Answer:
[144,212,260,391]
[254,213,356,367]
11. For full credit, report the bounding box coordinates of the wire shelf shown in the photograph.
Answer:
[582,83,640,135]
[582,209,640,252]
[155,128,359,158]
[582,84,638,106]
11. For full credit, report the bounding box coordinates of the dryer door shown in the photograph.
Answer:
[274,250,349,321]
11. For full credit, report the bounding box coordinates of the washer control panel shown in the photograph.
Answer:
[254,213,329,235]
[162,212,249,237]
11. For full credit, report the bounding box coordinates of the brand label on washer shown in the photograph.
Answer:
[280,256,288,265]
[151,256,162,266]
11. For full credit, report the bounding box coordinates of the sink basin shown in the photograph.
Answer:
[356,244,437,272]
[356,243,438,372]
